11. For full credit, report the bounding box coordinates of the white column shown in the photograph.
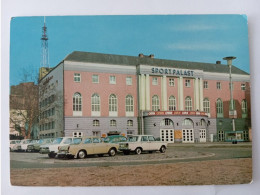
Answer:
[161,76,167,111]
[145,74,150,111]
[194,77,200,111]
[178,77,184,110]
[199,78,204,111]
[141,74,146,111]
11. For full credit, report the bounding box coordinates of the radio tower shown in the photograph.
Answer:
[41,16,49,68]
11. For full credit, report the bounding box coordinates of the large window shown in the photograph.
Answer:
[125,95,134,112]
[93,120,100,126]
[241,83,246,91]
[168,96,176,111]
[109,94,117,116]
[126,76,132,85]
[185,96,192,111]
[203,81,208,89]
[73,93,82,111]
[216,98,223,118]
[185,79,191,87]
[203,98,210,114]
[242,99,248,118]
[217,82,221,90]
[160,118,173,126]
[169,78,175,86]
[91,93,100,112]
[74,73,81,82]
[92,75,99,83]
[127,120,133,126]
[152,77,158,85]
[152,95,160,111]
[110,120,117,127]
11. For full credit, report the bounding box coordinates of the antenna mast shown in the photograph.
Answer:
[41,16,49,68]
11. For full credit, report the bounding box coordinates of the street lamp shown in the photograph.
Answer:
[223,56,236,132]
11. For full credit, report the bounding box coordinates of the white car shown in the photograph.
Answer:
[40,137,82,158]
[119,135,168,155]
[9,140,21,151]
[20,139,32,152]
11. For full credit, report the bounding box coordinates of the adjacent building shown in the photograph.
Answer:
[38,51,250,142]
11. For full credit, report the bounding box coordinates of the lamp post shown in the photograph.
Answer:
[223,56,236,132]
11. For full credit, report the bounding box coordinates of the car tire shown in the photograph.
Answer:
[135,147,142,155]
[48,153,56,158]
[77,150,87,159]
[108,148,116,156]
[160,146,166,153]
[123,151,130,155]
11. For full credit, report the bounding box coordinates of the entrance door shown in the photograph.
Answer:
[199,129,206,142]
[160,129,174,143]
[182,129,194,143]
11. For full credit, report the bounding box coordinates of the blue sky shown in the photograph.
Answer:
[10,15,250,86]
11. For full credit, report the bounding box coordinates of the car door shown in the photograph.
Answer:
[141,136,150,151]
[148,136,158,150]
[80,138,94,155]
[93,138,107,154]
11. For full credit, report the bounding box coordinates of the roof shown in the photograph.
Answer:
[64,51,249,75]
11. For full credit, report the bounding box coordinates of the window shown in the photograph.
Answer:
[242,99,248,118]
[168,96,176,111]
[73,93,82,111]
[127,130,134,135]
[216,98,223,118]
[110,120,117,127]
[217,82,221,89]
[182,118,193,126]
[73,132,83,138]
[125,95,134,112]
[109,94,117,112]
[84,138,92,144]
[169,78,175,86]
[91,93,100,112]
[109,76,116,84]
[203,81,208,89]
[185,96,192,111]
[127,120,133,127]
[126,76,132,85]
[141,136,148,142]
[241,83,246,91]
[93,138,101,143]
[148,136,155,141]
[92,75,99,83]
[92,131,100,137]
[185,79,191,87]
[218,131,224,141]
[160,118,173,126]
[200,119,206,127]
[203,98,210,113]
[152,95,160,111]
[93,120,100,126]
[74,73,81,82]
[152,77,158,85]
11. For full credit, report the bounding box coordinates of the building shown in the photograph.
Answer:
[38,51,250,142]
[10,82,39,139]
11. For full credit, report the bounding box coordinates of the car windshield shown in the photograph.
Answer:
[53,137,63,144]
[128,136,138,142]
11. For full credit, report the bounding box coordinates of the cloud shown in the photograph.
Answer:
[167,42,235,51]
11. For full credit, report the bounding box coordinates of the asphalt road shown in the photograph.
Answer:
[10,144,252,169]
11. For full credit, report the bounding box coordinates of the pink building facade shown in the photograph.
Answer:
[38,51,250,143]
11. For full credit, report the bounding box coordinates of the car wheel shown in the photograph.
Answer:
[77,150,87,159]
[123,151,130,155]
[135,147,142,155]
[160,146,166,153]
[108,148,116,156]
[48,153,56,158]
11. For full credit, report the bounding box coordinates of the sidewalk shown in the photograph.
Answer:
[168,142,252,147]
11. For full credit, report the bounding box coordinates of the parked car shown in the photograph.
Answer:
[27,138,54,152]
[57,137,118,159]
[119,135,167,155]
[9,140,21,152]
[103,135,127,143]
[19,139,32,152]
[40,137,82,158]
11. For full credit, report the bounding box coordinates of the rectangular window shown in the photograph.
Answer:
[93,120,100,126]
[74,73,81,82]
[109,76,116,84]
[203,81,208,89]
[93,131,101,137]
[110,120,117,127]
[92,75,99,83]
[152,77,158,85]
[217,82,221,89]
[126,76,132,85]
[185,79,191,87]
[241,83,246,90]
[169,78,175,86]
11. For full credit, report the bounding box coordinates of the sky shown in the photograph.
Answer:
[10,15,250,86]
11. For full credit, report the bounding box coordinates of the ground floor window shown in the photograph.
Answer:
[199,129,206,142]
[218,131,224,141]
[243,131,249,141]
[73,132,83,137]
[160,129,174,143]
[182,129,194,143]
[127,130,134,136]
[93,131,101,137]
